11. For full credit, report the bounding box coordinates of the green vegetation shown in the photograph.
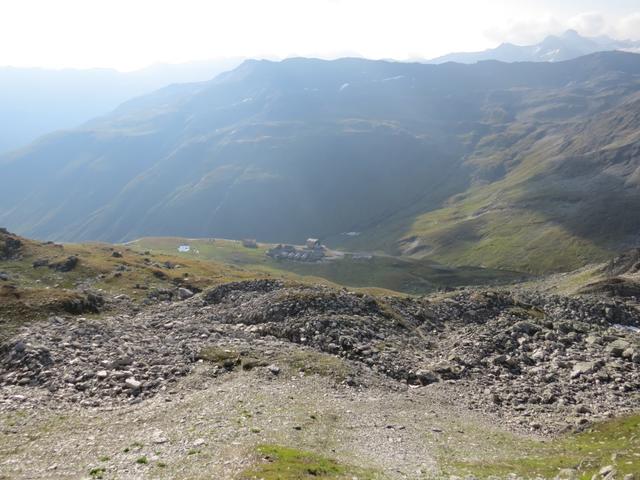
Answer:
[197,347,240,368]
[131,237,525,295]
[447,414,640,479]
[241,357,269,371]
[286,350,351,382]
[0,231,267,341]
[135,456,148,465]
[89,466,106,478]
[239,444,380,480]
[407,204,610,274]
[391,118,634,274]
[4,55,640,277]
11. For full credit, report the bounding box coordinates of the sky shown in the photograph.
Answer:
[0,0,639,71]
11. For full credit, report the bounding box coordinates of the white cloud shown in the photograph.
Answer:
[0,1,638,70]
[568,11,607,36]
[616,12,640,40]
[484,16,564,45]
[484,9,640,46]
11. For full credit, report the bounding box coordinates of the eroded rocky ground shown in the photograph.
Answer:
[1,279,640,479]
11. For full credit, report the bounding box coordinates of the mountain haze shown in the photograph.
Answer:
[429,30,640,64]
[2,52,640,273]
[0,58,243,153]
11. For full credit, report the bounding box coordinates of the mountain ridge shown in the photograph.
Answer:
[429,29,640,64]
[0,58,243,153]
[2,51,640,273]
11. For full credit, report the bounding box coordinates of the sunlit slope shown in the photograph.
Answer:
[130,237,525,294]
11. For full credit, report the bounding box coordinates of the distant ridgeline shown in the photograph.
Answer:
[1,52,640,273]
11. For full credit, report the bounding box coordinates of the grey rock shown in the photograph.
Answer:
[32,258,49,268]
[570,361,600,379]
[599,465,615,476]
[124,377,142,390]
[607,339,630,358]
[415,369,439,385]
[177,287,194,300]
[49,256,79,272]
[555,467,577,479]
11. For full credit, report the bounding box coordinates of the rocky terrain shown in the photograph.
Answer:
[2,279,639,437]
[2,232,640,478]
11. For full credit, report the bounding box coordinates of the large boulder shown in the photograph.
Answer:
[0,230,23,260]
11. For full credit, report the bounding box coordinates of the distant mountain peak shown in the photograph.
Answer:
[429,30,640,64]
[561,29,581,39]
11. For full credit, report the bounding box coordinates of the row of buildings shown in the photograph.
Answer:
[266,238,326,262]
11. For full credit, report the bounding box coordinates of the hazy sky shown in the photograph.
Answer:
[1,0,639,71]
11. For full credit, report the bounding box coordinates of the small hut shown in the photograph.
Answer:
[306,238,321,250]
[242,239,258,248]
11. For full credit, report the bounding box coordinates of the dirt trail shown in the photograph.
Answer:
[0,364,526,480]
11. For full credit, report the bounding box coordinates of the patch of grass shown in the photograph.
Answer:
[89,466,106,478]
[239,409,253,419]
[0,231,270,338]
[187,449,200,456]
[287,351,351,382]
[98,455,110,462]
[135,456,148,465]
[197,347,240,369]
[447,414,640,479]
[398,136,618,275]
[508,305,545,319]
[131,236,524,296]
[239,444,380,480]
[242,357,269,370]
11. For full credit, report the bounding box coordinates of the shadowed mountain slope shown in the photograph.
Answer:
[1,52,640,273]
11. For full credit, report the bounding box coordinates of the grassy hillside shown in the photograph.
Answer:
[129,237,526,294]
[345,87,640,274]
[445,414,640,479]
[0,229,523,344]
[0,230,267,340]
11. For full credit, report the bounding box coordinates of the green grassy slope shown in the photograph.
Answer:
[445,414,640,479]
[0,231,268,341]
[129,237,525,295]
[345,88,640,274]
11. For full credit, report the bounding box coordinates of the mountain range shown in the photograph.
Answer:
[0,58,243,153]
[429,30,640,64]
[1,51,640,273]
[1,30,636,155]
